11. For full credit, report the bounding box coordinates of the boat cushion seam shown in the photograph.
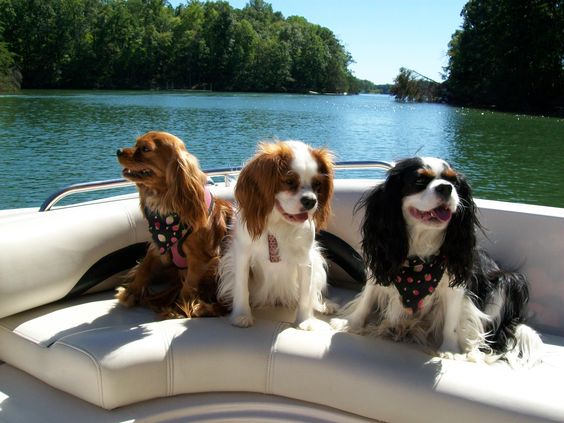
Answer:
[165,325,174,396]
[266,321,286,394]
[56,340,105,409]
[0,322,46,347]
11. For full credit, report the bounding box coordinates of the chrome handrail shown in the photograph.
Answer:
[39,160,393,212]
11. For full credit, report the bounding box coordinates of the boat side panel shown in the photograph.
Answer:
[476,200,564,336]
[0,198,148,319]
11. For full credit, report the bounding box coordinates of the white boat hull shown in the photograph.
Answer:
[1,179,563,422]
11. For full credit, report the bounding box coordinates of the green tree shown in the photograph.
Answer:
[391,68,443,102]
[0,1,20,91]
[172,0,209,88]
[229,18,259,90]
[0,41,21,91]
[0,0,368,93]
[253,35,291,91]
[445,0,564,114]
[202,1,235,90]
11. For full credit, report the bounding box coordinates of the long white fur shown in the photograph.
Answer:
[331,157,542,366]
[218,141,334,331]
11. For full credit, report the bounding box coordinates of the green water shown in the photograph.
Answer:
[0,90,562,209]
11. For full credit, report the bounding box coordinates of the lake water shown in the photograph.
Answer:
[1,90,563,209]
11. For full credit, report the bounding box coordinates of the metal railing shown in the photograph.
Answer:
[39,160,393,212]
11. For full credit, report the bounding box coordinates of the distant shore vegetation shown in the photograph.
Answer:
[0,0,381,94]
[2,0,561,115]
[391,0,563,115]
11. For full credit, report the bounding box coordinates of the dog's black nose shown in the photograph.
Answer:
[435,183,453,199]
[300,194,317,210]
[116,148,124,157]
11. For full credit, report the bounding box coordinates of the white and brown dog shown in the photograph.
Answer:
[218,140,336,330]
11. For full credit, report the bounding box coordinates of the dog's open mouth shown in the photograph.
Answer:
[275,200,309,223]
[122,168,153,179]
[409,205,452,223]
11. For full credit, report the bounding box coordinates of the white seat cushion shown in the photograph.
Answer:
[1,290,564,422]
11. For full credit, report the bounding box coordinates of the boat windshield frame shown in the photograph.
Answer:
[39,161,393,212]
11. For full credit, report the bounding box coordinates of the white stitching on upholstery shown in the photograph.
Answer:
[56,340,105,409]
[167,325,174,396]
[0,323,44,347]
[266,321,288,394]
[157,322,174,397]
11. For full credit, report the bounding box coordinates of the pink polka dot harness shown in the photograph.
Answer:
[144,187,213,269]
[394,255,446,313]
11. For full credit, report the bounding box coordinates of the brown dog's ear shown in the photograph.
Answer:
[236,143,289,239]
[166,149,208,232]
[311,147,334,230]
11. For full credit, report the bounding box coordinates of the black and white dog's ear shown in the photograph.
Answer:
[441,172,479,287]
[356,175,409,286]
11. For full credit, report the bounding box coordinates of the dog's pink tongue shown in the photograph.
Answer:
[292,212,309,223]
[432,206,452,222]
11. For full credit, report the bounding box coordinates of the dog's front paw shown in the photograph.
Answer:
[438,338,461,357]
[316,299,339,315]
[438,351,456,360]
[115,286,138,308]
[230,312,254,328]
[330,317,364,333]
[298,317,332,332]
[330,317,350,331]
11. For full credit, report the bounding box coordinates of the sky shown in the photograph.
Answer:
[170,0,468,84]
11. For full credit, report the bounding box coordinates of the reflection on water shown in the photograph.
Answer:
[0,91,562,209]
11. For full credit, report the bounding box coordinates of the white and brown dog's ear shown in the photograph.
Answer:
[166,141,208,232]
[310,147,334,230]
[235,142,292,239]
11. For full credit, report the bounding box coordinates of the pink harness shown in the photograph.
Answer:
[145,187,214,269]
[268,233,281,263]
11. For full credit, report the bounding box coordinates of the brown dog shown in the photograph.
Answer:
[116,131,232,317]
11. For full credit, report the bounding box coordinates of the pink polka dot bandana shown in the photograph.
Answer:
[394,255,446,313]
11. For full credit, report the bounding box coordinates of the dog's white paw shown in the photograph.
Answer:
[438,338,461,357]
[298,317,332,332]
[330,317,364,333]
[230,312,254,328]
[439,351,456,360]
[330,317,351,332]
[316,299,339,315]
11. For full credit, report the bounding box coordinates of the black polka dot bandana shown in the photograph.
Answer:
[394,255,446,313]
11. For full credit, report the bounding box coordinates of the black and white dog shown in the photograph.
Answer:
[331,157,542,365]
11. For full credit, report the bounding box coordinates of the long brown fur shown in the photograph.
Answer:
[115,131,232,318]
[235,141,334,239]
[309,147,334,229]
[235,142,292,239]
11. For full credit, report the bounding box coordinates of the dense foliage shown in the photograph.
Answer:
[390,68,444,103]
[444,0,564,114]
[0,0,368,93]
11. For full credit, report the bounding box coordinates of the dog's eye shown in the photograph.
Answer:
[442,173,458,183]
[141,146,152,153]
[415,175,431,186]
[283,178,298,190]
[312,180,322,193]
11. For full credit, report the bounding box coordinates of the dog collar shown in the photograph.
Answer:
[144,186,214,269]
[394,255,446,313]
[268,233,281,263]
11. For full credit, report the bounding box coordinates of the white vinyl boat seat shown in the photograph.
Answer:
[1,290,564,422]
[2,182,564,422]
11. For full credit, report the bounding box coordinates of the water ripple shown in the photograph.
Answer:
[0,91,562,209]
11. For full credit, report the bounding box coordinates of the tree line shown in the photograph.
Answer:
[392,0,563,115]
[0,0,377,93]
